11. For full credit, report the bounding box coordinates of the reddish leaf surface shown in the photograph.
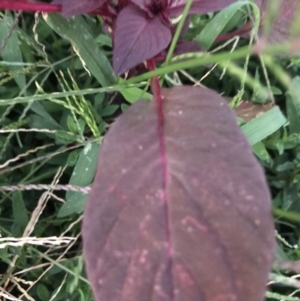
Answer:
[0,0,60,12]
[257,0,300,44]
[113,6,171,75]
[53,0,106,16]
[82,86,275,301]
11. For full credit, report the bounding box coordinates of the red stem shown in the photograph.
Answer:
[147,60,167,198]
[0,1,61,12]
[0,1,115,17]
[215,22,253,43]
[147,59,173,266]
[147,60,161,98]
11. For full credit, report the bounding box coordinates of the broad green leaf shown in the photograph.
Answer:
[67,115,77,134]
[287,76,300,133]
[252,141,271,162]
[43,13,115,86]
[30,102,62,130]
[117,78,152,103]
[121,103,129,112]
[67,149,81,167]
[29,114,62,131]
[55,130,79,145]
[100,105,119,117]
[58,142,100,217]
[286,96,300,134]
[242,106,287,145]
[96,33,112,47]
[0,13,26,90]
[12,191,28,229]
[288,76,300,111]
[36,284,50,301]
[119,86,152,103]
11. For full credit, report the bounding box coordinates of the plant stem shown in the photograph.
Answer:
[0,1,61,12]
[147,60,172,266]
[147,59,161,101]
[0,1,113,17]
[165,0,194,64]
[127,41,293,84]
[215,22,253,43]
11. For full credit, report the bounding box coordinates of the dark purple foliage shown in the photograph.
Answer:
[82,86,275,301]
[113,6,172,75]
[51,0,238,74]
[112,0,237,74]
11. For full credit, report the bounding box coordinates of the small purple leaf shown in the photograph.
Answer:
[58,0,106,17]
[83,86,275,301]
[113,6,172,75]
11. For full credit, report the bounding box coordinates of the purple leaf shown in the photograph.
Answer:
[82,86,275,301]
[129,0,169,15]
[128,0,148,12]
[167,0,237,17]
[113,6,172,75]
[57,0,106,17]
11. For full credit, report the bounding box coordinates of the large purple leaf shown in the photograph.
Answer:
[82,86,275,301]
[113,6,172,75]
[167,0,237,17]
[54,0,106,17]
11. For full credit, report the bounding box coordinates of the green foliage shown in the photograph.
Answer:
[1,2,300,300]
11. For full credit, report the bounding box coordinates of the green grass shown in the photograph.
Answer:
[1,2,300,301]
